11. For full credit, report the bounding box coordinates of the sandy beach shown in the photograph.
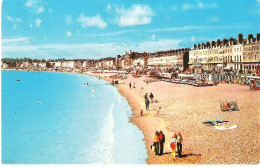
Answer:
[88,72,260,164]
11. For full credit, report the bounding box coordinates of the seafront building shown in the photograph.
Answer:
[189,33,260,75]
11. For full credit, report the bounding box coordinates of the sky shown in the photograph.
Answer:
[1,0,260,60]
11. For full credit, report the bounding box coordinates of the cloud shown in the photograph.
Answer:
[135,39,182,52]
[2,38,183,59]
[6,16,23,22]
[148,26,206,32]
[147,25,248,33]
[190,36,196,42]
[25,0,44,14]
[88,29,136,37]
[207,16,220,22]
[77,14,107,29]
[2,37,31,45]
[13,24,18,29]
[106,4,112,11]
[65,15,72,24]
[35,18,42,27]
[182,1,218,10]
[115,4,153,27]
[152,34,156,40]
[66,31,72,37]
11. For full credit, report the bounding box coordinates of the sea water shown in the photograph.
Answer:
[2,71,148,164]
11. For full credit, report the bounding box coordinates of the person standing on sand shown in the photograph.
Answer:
[149,92,154,102]
[144,93,148,100]
[170,134,177,158]
[156,107,161,115]
[129,82,131,89]
[145,98,150,111]
[154,131,160,155]
[159,131,165,156]
[177,132,183,158]
[140,109,143,116]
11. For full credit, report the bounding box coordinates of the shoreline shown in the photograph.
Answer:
[4,70,260,164]
[86,72,203,164]
[87,72,260,164]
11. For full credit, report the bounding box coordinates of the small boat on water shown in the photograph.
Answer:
[17,78,20,81]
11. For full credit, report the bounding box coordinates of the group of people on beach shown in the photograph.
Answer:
[152,131,183,159]
[152,131,165,156]
[144,92,154,110]
[129,82,136,89]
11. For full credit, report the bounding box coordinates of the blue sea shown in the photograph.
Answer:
[2,71,148,164]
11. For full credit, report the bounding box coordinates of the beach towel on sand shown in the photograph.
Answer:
[214,125,237,130]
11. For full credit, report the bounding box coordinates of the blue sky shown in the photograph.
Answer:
[2,0,260,59]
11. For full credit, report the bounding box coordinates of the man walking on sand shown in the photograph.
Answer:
[129,82,131,89]
[145,98,150,111]
[177,132,183,158]
[159,131,165,156]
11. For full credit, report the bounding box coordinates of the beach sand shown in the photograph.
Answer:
[88,72,260,164]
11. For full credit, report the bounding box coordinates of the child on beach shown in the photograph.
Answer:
[157,107,161,115]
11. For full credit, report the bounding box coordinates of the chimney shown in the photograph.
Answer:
[217,39,221,46]
[247,34,253,43]
[202,43,205,49]
[229,37,234,46]
[223,39,228,45]
[257,33,260,42]
[206,41,210,48]
[238,33,243,44]
[211,41,216,47]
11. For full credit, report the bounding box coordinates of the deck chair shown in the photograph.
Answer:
[222,102,229,111]
[203,114,223,125]
[220,103,225,111]
[230,101,238,110]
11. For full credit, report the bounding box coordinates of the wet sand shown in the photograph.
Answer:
[88,72,260,164]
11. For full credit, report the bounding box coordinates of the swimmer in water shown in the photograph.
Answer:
[92,88,95,93]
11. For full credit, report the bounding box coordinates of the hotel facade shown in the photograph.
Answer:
[189,33,260,74]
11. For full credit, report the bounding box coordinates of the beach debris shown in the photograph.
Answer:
[214,125,237,130]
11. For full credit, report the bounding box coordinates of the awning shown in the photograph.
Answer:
[193,64,202,67]
[224,66,232,69]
